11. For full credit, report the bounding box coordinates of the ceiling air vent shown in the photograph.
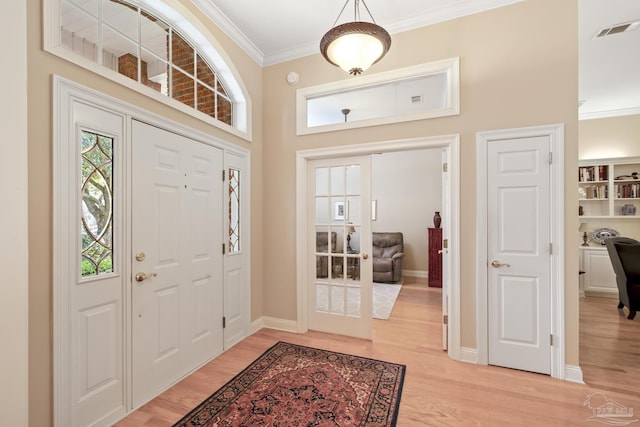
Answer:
[594,20,640,38]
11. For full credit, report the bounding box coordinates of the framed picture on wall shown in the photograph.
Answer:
[334,201,345,220]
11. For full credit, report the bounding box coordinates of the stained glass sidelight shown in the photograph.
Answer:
[228,168,240,253]
[81,130,114,276]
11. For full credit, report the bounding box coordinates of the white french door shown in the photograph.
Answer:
[487,136,551,375]
[307,156,372,339]
[131,121,224,406]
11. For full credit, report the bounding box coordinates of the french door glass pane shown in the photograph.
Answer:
[314,162,363,321]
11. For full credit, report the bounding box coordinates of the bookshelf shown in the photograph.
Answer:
[578,158,640,219]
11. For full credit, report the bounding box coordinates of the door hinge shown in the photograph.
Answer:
[549,243,553,254]
[222,170,226,181]
[550,334,554,346]
[223,316,226,328]
[442,163,448,172]
[222,243,226,254]
[443,239,448,249]
[443,314,448,325]
[548,153,552,164]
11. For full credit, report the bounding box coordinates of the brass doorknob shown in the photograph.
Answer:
[491,260,510,268]
[361,253,369,260]
[135,272,157,282]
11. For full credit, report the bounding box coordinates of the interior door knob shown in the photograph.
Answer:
[491,260,510,268]
[361,253,369,260]
[135,272,157,282]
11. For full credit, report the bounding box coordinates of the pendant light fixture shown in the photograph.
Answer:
[320,0,391,76]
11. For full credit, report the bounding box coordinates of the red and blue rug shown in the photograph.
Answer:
[174,341,405,426]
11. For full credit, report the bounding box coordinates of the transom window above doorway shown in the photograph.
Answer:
[45,0,250,139]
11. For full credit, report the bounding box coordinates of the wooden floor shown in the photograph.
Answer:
[116,279,640,426]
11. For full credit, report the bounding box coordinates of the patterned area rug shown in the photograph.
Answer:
[373,282,402,320]
[173,341,405,427]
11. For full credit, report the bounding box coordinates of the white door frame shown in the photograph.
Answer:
[53,76,251,426]
[475,124,565,379]
[296,135,461,359]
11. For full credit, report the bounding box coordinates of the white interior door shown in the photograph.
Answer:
[487,136,551,375]
[308,156,372,339]
[131,121,223,406]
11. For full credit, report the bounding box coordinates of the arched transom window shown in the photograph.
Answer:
[48,0,249,136]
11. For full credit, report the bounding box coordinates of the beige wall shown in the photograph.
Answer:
[26,1,264,425]
[262,0,579,360]
[579,114,640,159]
[372,150,442,272]
[2,2,29,425]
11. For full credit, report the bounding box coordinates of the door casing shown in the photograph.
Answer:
[295,135,461,359]
[53,76,251,427]
[476,124,566,379]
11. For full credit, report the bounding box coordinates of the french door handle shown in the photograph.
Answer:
[135,272,157,282]
[491,260,510,268]
[361,253,369,260]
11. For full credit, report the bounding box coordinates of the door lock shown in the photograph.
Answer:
[135,251,146,261]
[135,272,157,282]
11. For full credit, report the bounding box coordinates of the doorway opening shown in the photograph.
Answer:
[295,135,462,359]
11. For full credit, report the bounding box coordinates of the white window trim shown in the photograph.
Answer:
[44,0,252,141]
[296,58,460,135]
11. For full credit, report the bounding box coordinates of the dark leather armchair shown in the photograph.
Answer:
[605,237,640,319]
[372,232,404,283]
[316,232,336,278]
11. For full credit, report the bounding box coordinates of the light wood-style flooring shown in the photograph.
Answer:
[116,279,640,426]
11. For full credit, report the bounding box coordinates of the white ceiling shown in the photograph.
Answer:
[579,0,640,119]
[196,0,640,120]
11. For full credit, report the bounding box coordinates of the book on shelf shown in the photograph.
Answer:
[578,165,609,182]
[585,184,607,199]
[616,183,640,198]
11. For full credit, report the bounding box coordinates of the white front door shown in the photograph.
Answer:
[487,136,551,375]
[308,156,373,339]
[131,121,224,406]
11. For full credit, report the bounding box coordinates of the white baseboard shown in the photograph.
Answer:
[403,270,428,278]
[564,364,584,384]
[250,318,264,334]
[252,316,299,334]
[459,347,478,364]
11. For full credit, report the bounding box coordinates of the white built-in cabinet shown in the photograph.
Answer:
[579,247,617,298]
[578,157,640,300]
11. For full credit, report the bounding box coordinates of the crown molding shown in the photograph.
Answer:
[579,106,640,120]
[191,0,265,66]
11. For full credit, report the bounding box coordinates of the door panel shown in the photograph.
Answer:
[308,157,372,339]
[488,136,551,375]
[69,103,126,427]
[223,153,250,348]
[132,121,223,407]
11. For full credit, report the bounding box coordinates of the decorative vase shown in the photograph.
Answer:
[622,204,636,216]
[433,211,441,228]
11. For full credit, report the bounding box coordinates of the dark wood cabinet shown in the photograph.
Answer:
[428,227,442,288]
